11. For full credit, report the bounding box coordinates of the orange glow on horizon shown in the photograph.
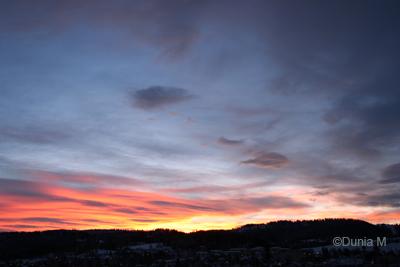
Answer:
[1,173,399,232]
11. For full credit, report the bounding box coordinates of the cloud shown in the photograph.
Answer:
[1,0,400,230]
[131,86,193,110]
[0,178,60,199]
[217,137,244,146]
[239,196,309,209]
[323,88,400,158]
[241,152,289,169]
[326,180,400,209]
[21,217,69,224]
[33,170,143,189]
[149,200,217,212]
[80,200,109,207]
[149,195,308,214]
[113,208,138,215]
[381,163,400,184]
[166,185,229,194]
[2,224,42,230]
[165,181,271,195]
[352,192,400,208]
[0,0,205,58]
[0,125,71,144]
[285,155,368,188]
[205,196,309,213]
[231,0,400,158]
[0,171,308,231]
[226,106,276,117]
[0,178,103,204]
[132,218,159,223]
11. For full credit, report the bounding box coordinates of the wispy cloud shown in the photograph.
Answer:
[0,125,71,144]
[217,137,244,146]
[380,163,400,184]
[241,152,289,169]
[1,0,400,231]
[131,86,194,110]
[0,173,307,231]
[32,170,144,188]
[0,0,204,58]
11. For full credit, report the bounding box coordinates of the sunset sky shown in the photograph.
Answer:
[1,0,400,232]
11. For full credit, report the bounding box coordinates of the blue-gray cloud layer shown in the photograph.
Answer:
[0,0,399,212]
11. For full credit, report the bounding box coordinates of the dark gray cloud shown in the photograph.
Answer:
[350,192,400,208]
[217,137,244,146]
[287,156,368,187]
[188,0,400,159]
[241,152,288,169]
[131,86,193,110]
[381,163,400,184]
[324,87,400,158]
[367,193,400,208]
[239,0,400,158]
[320,179,400,209]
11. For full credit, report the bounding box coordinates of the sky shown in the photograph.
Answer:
[1,0,400,232]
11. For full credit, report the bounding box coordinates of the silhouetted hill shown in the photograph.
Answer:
[237,219,394,246]
[0,219,398,262]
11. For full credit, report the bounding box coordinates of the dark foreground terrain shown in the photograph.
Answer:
[1,219,400,267]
